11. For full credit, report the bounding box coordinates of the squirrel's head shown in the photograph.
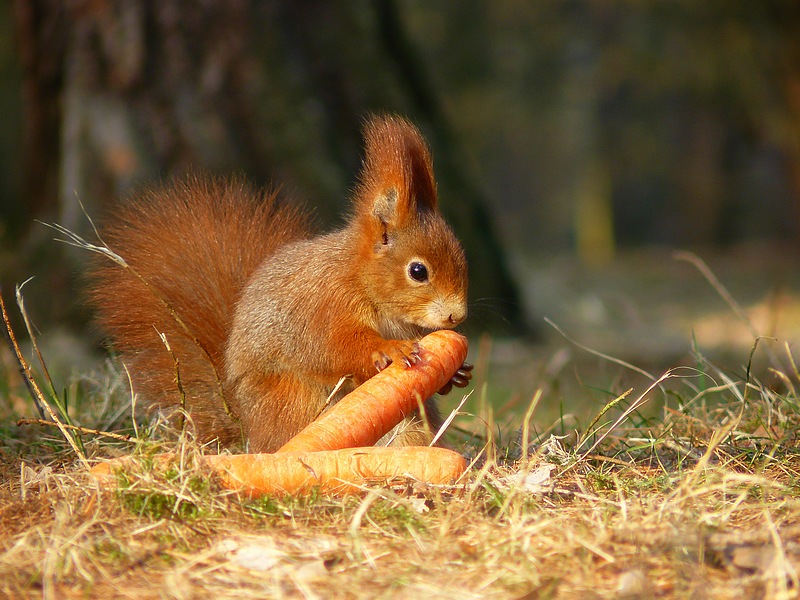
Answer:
[352,115,468,335]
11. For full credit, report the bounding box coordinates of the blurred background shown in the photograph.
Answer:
[2,1,800,426]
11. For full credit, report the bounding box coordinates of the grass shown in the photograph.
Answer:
[3,273,800,598]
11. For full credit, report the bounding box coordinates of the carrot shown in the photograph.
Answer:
[90,447,467,496]
[212,446,465,496]
[278,329,469,453]
[90,329,470,496]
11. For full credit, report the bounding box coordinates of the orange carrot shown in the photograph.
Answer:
[278,329,468,453]
[90,329,470,496]
[90,447,467,496]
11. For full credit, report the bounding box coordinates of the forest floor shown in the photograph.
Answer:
[2,244,800,599]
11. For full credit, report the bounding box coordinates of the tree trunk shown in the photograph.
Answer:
[14,0,523,332]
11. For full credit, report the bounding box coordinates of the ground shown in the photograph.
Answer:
[2,245,800,599]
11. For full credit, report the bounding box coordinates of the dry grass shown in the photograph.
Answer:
[4,275,800,598]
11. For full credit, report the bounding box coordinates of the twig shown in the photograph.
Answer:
[0,289,89,468]
[576,387,633,450]
[563,370,675,474]
[675,250,781,370]
[431,389,472,447]
[0,287,45,420]
[518,388,542,463]
[545,317,656,381]
[674,251,756,338]
[122,363,140,439]
[317,376,350,418]
[158,331,187,434]
[16,418,142,443]
[16,280,57,399]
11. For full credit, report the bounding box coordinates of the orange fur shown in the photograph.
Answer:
[89,115,468,452]
[88,176,309,446]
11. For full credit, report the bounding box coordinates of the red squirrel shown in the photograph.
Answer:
[88,115,471,452]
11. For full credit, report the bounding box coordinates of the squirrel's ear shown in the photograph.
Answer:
[371,187,399,225]
[355,115,438,228]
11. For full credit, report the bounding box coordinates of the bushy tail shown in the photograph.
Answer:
[87,175,309,446]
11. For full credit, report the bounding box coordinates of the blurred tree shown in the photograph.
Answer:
[0,4,22,242]
[9,1,800,330]
[408,1,800,254]
[10,0,523,332]
[15,0,269,235]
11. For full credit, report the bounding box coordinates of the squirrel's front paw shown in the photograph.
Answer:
[372,341,421,372]
[437,362,473,395]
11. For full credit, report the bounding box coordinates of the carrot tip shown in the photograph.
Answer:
[279,329,469,453]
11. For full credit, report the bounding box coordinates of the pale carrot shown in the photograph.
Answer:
[90,447,467,496]
[278,329,469,453]
[210,446,465,496]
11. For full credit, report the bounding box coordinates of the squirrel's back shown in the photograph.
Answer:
[88,175,309,446]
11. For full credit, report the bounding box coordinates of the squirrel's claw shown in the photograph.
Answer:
[437,362,473,395]
[452,362,473,386]
[438,382,453,395]
[456,362,473,379]
[372,341,421,372]
[373,353,391,372]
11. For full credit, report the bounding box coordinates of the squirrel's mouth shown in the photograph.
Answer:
[376,297,466,339]
[377,318,428,341]
[418,298,467,331]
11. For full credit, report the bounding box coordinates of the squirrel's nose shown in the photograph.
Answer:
[448,307,467,326]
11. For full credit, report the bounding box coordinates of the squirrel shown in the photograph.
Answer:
[87,115,471,452]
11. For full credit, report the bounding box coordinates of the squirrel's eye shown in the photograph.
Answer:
[408,261,429,283]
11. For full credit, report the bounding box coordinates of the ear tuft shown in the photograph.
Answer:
[354,115,438,226]
[372,187,398,224]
